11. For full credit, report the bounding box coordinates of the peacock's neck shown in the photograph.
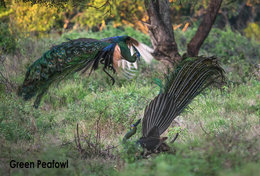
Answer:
[122,127,137,144]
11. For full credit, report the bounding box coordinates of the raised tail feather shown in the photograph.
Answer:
[17,59,95,108]
[142,57,225,137]
[17,38,114,108]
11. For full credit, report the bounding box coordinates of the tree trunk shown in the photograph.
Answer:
[187,0,223,57]
[145,0,181,65]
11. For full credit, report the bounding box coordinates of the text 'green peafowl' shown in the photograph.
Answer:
[18,36,153,108]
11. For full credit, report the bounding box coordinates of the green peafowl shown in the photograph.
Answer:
[18,36,153,108]
[123,57,225,154]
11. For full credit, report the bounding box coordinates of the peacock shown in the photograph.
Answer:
[18,36,153,108]
[123,57,225,155]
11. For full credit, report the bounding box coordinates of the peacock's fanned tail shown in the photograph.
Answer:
[142,57,225,137]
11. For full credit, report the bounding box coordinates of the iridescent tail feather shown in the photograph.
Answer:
[139,57,225,150]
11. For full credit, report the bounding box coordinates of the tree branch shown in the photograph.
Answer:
[187,0,223,56]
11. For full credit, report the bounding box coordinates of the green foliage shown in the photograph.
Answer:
[219,162,260,176]
[176,27,260,62]
[201,27,260,63]
[1,0,148,37]
[74,0,146,29]
[0,22,16,54]
[0,94,58,142]
[62,25,152,45]
[120,139,143,163]
[0,8,13,19]
[119,79,260,176]
[21,0,85,7]
[1,78,258,175]
[9,1,59,35]
[44,74,156,123]
[1,0,259,39]
[244,22,260,41]
[175,26,260,83]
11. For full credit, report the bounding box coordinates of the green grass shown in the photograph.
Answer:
[0,26,259,175]
[1,77,259,175]
[118,79,259,176]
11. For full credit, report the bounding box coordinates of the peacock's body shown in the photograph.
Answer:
[124,57,225,154]
[18,36,153,108]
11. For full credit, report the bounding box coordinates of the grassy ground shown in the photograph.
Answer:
[0,27,259,175]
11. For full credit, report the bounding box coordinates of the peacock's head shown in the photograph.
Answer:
[102,36,140,63]
[117,36,140,63]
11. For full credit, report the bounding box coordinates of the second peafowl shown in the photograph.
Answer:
[123,57,225,154]
[18,36,153,108]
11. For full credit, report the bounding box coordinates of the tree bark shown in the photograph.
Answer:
[145,0,181,65]
[187,0,223,57]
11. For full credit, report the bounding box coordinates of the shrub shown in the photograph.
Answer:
[0,22,16,54]
[244,22,260,41]
[175,26,260,83]
[175,27,260,63]
[10,1,59,36]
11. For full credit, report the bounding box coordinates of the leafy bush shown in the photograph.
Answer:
[175,26,260,83]
[0,22,16,54]
[10,1,59,35]
[61,0,147,32]
[62,25,152,45]
[244,22,260,41]
[175,26,260,63]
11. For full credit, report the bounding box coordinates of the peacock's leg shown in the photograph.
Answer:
[103,67,115,85]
